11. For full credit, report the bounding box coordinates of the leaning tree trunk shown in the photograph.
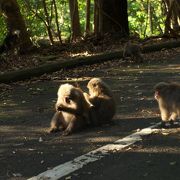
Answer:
[68,0,81,41]
[94,0,129,37]
[0,0,33,52]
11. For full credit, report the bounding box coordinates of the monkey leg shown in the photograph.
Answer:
[49,111,62,133]
[62,120,75,136]
[159,108,171,127]
[168,112,178,126]
[169,112,177,121]
[62,115,87,136]
[160,108,171,122]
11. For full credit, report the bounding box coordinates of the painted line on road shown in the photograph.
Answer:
[28,122,161,180]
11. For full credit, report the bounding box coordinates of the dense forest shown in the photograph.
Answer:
[0,0,179,49]
[0,0,179,80]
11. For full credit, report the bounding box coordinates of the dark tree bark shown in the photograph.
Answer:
[94,0,99,35]
[163,0,180,36]
[94,0,129,37]
[52,0,62,43]
[148,0,153,35]
[68,0,81,41]
[0,0,33,52]
[42,0,54,44]
[85,0,91,35]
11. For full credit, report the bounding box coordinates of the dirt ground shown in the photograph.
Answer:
[0,52,180,180]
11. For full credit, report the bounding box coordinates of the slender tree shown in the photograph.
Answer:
[68,0,81,41]
[148,0,153,35]
[85,0,91,36]
[42,0,54,44]
[52,0,62,43]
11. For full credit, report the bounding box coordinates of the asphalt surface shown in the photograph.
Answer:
[0,55,180,180]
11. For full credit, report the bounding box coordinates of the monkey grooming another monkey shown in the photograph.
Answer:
[123,42,143,63]
[154,82,180,127]
[84,78,116,126]
[49,84,91,136]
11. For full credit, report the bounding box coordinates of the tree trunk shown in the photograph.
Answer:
[94,0,99,35]
[68,0,81,41]
[52,0,62,44]
[0,0,32,52]
[163,0,180,36]
[42,0,54,44]
[94,0,129,37]
[85,0,91,36]
[148,0,153,35]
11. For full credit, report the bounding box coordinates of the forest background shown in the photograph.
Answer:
[0,0,179,46]
[0,0,179,79]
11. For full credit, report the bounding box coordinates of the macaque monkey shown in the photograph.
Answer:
[123,42,143,63]
[0,30,20,54]
[154,82,180,126]
[49,84,91,135]
[84,78,116,126]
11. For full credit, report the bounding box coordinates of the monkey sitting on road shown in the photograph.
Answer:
[84,78,116,126]
[154,82,180,127]
[123,42,143,63]
[49,84,91,136]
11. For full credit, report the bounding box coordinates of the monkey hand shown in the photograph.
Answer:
[48,127,60,133]
[62,129,71,136]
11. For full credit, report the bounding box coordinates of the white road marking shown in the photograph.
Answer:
[28,122,161,180]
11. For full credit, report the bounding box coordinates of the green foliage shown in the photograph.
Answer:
[0,0,166,43]
[0,16,7,42]
[128,0,165,38]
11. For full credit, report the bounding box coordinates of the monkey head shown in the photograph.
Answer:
[56,84,81,111]
[87,78,112,97]
[154,82,169,101]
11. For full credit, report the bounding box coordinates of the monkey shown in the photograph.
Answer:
[84,78,116,126]
[154,82,180,127]
[49,83,91,136]
[0,30,20,54]
[123,42,143,63]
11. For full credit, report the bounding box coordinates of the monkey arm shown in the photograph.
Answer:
[49,111,62,133]
[57,105,82,116]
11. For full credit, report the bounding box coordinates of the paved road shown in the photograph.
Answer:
[0,55,180,180]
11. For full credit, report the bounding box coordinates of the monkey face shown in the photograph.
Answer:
[56,96,72,111]
[56,84,81,111]
[154,82,169,101]
[154,91,160,101]
[87,78,103,96]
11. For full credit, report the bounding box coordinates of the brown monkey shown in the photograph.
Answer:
[84,78,116,126]
[154,82,180,126]
[123,42,143,63]
[49,84,91,135]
